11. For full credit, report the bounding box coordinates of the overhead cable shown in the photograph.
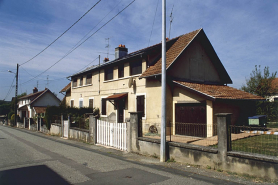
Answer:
[20,0,136,85]
[20,0,102,66]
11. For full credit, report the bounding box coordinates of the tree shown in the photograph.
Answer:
[241,65,277,98]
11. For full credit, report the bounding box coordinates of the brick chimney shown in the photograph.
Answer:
[115,44,128,59]
[103,57,109,62]
[33,87,38,93]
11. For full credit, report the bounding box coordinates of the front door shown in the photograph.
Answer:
[118,100,125,123]
[175,103,206,137]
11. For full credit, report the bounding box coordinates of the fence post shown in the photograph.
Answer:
[216,113,232,167]
[88,114,97,144]
[127,112,142,152]
[68,115,70,139]
[29,118,31,130]
[37,116,39,131]
[61,114,64,137]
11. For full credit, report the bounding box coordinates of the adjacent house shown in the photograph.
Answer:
[267,78,278,102]
[60,82,71,106]
[18,87,61,119]
[66,28,263,137]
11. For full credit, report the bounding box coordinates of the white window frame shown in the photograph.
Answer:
[79,98,83,108]
[135,93,146,120]
[101,96,108,117]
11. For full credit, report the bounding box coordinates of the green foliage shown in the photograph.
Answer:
[232,134,278,156]
[241,65,277,98]
[0,103,10,115]
[45,105,98,129]
[256,101,278,122]
[10,114,15,123]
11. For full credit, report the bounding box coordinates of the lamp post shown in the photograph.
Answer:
[8,64,19,127]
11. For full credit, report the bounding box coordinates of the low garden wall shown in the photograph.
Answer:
[69,127,90,143]
[136,137,278,180]
[50,123,61,136]
[29,124,37,131]
[49,123,90,143]
[41,125,50,134]
[16,122,25,129]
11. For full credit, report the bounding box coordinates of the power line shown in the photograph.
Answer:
[20,0,102,66]
[19,0,122,80]
[19,0,136,86]
[148,0,159,47]
[3,76,15,101]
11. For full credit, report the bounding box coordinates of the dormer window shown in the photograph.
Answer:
[105,67,113,81]
[86,74,92,85]
[130,60,142,76]
[79,77,83,86]
[73,78,77,87]
[118,64,124,78]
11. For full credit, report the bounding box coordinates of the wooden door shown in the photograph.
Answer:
[175,103,206,137]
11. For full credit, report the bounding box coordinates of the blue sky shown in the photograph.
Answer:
[0,0,277,101]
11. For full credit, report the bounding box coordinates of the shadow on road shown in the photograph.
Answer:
[0,165,70,185]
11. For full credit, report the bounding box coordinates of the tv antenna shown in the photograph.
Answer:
[105,38,110,58]
[169,5,174,39]
[46,75,49,88]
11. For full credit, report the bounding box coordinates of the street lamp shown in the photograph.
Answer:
[8,64,19,127]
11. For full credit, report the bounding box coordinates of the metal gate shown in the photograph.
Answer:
[97,120,127,151]
[63,120,68,138]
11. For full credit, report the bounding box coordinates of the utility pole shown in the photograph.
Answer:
[160,0,166,162]
[14,63,19,127]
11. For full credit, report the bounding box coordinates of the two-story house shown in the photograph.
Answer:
[18,87,61,119]
[66,28,263,137]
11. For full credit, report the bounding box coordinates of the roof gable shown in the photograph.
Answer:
[60,83,71,93]
[30,89,61,106]
[140,29,201,78]
[139,29,232,84]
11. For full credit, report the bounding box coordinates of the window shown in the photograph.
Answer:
[86,74,92,85]
[79,77,83,86]
[101,99,107,115]
[72,79,77,87]
[70,100,74,107]
[136,95,145,117]
[130,60,142,76]
[89,99,94,108]
[79,99,83,108]
[118,64,124,78]
[274,97,278,102]
[105,67,113,81]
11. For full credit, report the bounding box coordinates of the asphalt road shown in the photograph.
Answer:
[0,125,269,185]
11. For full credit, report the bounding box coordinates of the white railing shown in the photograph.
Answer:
[97,120,127,151]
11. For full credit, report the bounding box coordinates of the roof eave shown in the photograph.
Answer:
[173,81,216,101]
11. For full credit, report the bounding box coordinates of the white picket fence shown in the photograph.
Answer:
[97,120,127,151]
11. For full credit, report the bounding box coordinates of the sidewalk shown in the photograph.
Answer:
[1,123,275,184]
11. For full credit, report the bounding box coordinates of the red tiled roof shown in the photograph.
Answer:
[174,81,264,100]
[270,78,278,94]
[19,90,46,100]
[33,107,47,114]
[60,83,71,93]
[140,29,201,78]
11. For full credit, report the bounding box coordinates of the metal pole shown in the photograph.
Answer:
[99,55,100,95]
[160,0,166,162]
[14,64,19,126]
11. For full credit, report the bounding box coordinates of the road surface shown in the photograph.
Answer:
[0,125,266,185]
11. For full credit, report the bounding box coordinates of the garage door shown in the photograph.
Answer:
[175,103,206,137]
